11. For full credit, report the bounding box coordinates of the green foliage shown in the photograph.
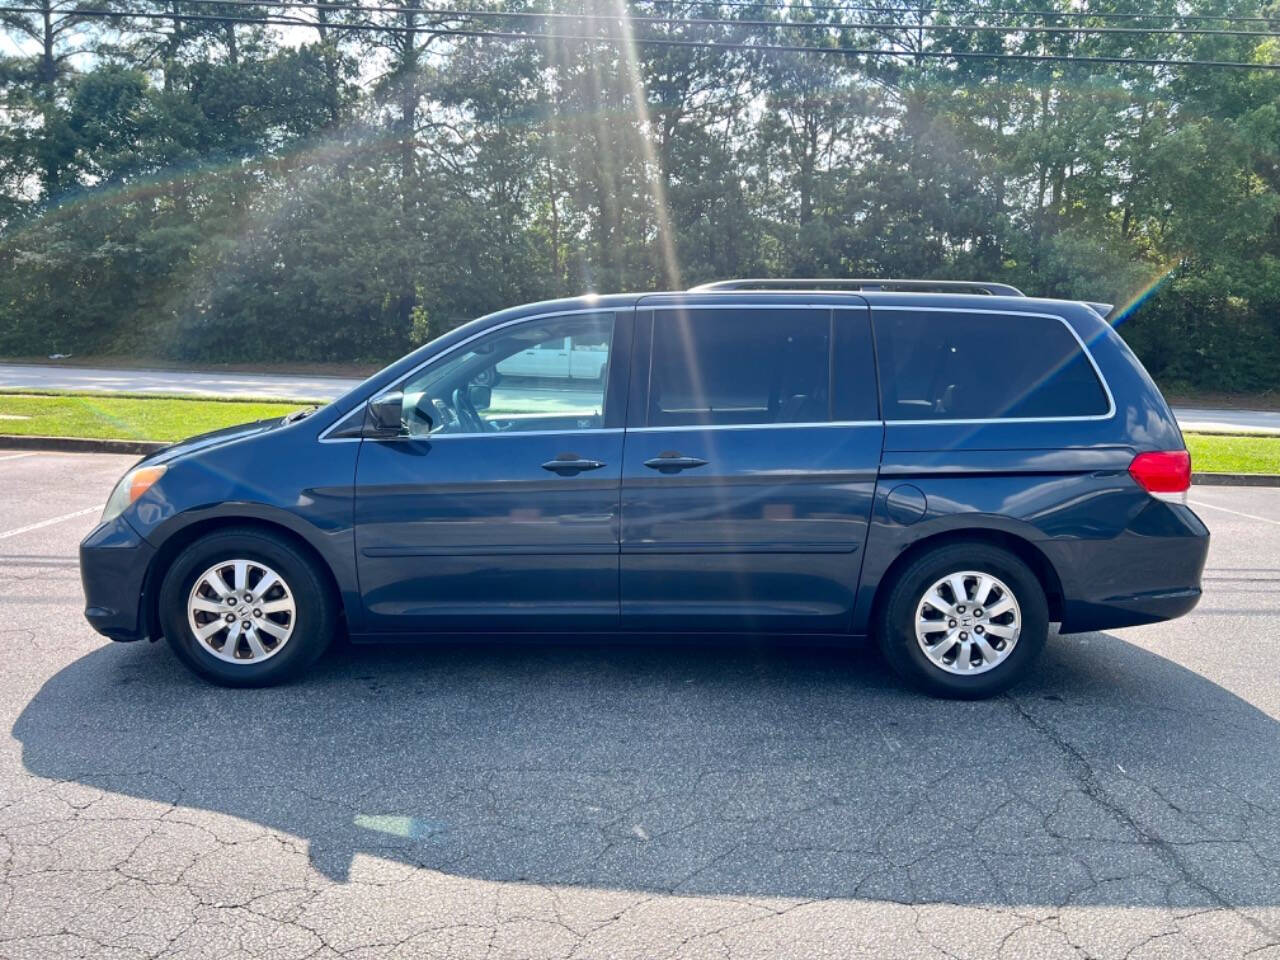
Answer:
[409,287,432,346]
[0,0,1279,390]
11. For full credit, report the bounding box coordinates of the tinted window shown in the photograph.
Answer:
[648,308,831,427]
[873,310,1109,420]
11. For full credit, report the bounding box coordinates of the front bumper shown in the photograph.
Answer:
[1046,500,1210,634]
[80,516,156,642]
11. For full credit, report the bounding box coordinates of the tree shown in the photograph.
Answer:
[0,0,1277,389]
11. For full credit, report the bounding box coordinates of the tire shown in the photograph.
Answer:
[874,542,1049,699]
[158,527,337,687]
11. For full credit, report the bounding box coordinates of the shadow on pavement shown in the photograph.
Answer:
[13,633,1280,907]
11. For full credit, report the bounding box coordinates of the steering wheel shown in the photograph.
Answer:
[451,387,489,433]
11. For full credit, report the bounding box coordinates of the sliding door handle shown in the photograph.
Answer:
[542,454,606,475]
[643,452,708,473]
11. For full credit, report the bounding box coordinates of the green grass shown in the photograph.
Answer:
[1187,433,1280,475]
[0,393,303,442]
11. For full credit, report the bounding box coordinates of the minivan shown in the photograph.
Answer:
[79,279,1209,698]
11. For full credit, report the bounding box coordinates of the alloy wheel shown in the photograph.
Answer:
[186,559,296,664]
[914,570,1021,675]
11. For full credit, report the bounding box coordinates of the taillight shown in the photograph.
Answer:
[1129,450,1191,503]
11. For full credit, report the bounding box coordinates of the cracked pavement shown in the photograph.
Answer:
[1,451,1279,959]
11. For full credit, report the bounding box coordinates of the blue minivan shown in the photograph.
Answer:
[79,280,1209,697]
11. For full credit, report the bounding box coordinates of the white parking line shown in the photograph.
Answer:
[0,505,102,541]
[0,452,36,462]
[1189,500,1280,526]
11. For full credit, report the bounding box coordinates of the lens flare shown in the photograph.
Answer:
[610,0,681,290]
[1110,263,1180,327]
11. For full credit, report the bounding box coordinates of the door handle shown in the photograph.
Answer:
[643,452,708,473]
[542,454,606,475]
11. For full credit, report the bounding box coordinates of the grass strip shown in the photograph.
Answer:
[1186,432,1280,475]
[0,393,301,442]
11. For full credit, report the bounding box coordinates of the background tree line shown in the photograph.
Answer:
[1,0,1279,392]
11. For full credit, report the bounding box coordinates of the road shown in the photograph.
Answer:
[1,452,1279,959]
[1170,407,1280,435]
[0,363,363,402]
[3,362,1279,435]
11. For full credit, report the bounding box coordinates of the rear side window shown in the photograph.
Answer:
[873,310,1110,421]
[648,308,830,427]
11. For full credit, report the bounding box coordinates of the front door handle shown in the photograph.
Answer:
[542,454,606,475]
[643,452,708,473]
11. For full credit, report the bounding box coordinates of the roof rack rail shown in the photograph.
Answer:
[689,278,1025,297]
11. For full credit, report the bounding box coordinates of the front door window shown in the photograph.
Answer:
[400,313,615,436]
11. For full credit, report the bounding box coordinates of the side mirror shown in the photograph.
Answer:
[366,391,407,436]
[468,383,492,411]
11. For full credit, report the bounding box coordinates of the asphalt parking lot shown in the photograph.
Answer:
[1,451,1279,959]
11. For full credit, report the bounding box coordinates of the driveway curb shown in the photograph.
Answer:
[1192,472,1280,487]
[0,434,166,456]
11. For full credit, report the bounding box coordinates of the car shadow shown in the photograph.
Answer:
[12,634,1280,908]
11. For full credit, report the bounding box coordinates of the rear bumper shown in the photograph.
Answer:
[80,516,155,642]
[1059,586,1202,633]
[1046,500,1209,634]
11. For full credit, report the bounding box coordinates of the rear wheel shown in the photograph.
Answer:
[158,528,336,687]
[875,542,1049,699]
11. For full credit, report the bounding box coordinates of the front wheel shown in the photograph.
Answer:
[875,542,1049,699]
[158,528,337,687]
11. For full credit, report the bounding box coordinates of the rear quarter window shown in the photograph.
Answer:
[873,309,1111,421]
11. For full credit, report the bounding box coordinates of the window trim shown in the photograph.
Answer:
[318,307,625,443]
[322,301,1116,441]
[871,306,1117,425]
[626,420,881,433]
[418,427,625,440]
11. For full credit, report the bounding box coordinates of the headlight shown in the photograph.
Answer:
[102,465,167,523]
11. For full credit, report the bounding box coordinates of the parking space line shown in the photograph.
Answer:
[0,505,102,541]
[1189,500,1280,526]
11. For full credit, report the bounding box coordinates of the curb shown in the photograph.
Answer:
[0,435,167,456]
[1192,472,1280,487]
